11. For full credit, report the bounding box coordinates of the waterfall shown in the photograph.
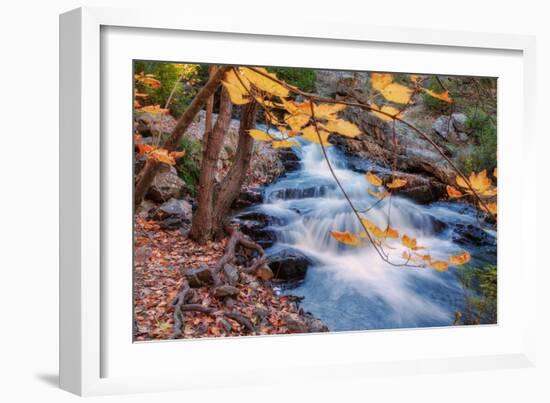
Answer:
[247,135,495,331]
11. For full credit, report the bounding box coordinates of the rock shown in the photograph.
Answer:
[267,249,312,281]
[451,113,467,132]
[451,223,497,254]
[213,285,240,298]
[223,264,240,286]
[256,265,274,281]
[146,165,186,202]
[433,114,469,143]
[305,317,329,333]
[157,198,192,217]
[282,312,309,333]
[185,265,215,288]
[315,70,370,98]
[232,188,263,209]
[136,200,156,219]
[152,198,192,230]
[432,116,454,139]
[277,148,301,173]
[232,211,280,249]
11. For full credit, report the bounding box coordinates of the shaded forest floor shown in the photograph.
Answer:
[134,217,326,340]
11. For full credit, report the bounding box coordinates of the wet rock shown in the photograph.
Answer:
[213,285,240,299]
[232,188,263,209]
[185,265,215,288]
[394,183,446,205]
[267,249,312,281]
[451,223,497,254]
[278,148,301,173]
[147,165,186,202]
[233,211,280,249]
[223,264,239,286]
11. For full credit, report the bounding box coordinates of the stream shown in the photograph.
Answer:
[239,135,497,332]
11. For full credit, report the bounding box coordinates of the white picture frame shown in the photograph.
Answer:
[60,6,537,396]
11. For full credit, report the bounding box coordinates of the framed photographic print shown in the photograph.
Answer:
[60,6,537,396]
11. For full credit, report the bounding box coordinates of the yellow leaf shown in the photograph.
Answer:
[138,105,169,114]
[222,79,250,105]
[386,178,407,189]
[480,187,498,197]
[409,74,420,83]
[384,227,400,239]
[446,185,463,198]
[240,67,289,98]
[285,113,310,132]
[493,167,498,178]
[360,218,385,238]
[366,171,383,186]
[401,234,417,250]
[479,201,497,216]
[248,129,273,141]
[265,112,281,126]
[271,140,299,148]
[371,73,394,91]
[380,83,413,104]
[323,119,361,138]
[367,188,389,199]
[422,88,452,103]
[301,125,332,146]
[430,260,449,272]
[370,103,402,121]
[469,169,492,193]
[449,251,471,266]
[331,231,361,246]
[313,103,347,118]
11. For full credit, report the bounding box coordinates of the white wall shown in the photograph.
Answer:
[1,0,547,402]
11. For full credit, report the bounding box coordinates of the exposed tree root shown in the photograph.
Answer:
[170,227,267,338]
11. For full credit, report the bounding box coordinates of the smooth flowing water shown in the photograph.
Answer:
[244,137,496,331]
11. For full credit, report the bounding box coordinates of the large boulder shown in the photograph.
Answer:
[146,165,186,202]
[185,265,215,288]
[432,113,468,143]
[151,198,192,229]
[267,249,312,281]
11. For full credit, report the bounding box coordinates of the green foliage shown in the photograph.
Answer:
[421,77,451,113]
[134,61,200,117]
[175,137,202,195]
[266,67,317,92]
[455,265,497,325]
[463,107,497,173]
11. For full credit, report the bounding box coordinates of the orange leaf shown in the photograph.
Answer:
[331,231,361,246]
[430,260,449,272]
[449,251,471,266]
[422,88,452,103]
[386,178,407,189]
[446,185,463,198]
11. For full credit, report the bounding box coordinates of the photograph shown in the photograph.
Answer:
[132,62,498,341]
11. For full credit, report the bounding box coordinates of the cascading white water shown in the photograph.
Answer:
[249,138,495,331]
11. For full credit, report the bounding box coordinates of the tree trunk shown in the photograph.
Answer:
[134,65,231,209]
[189,88,232,243]
[211,102,258,238]
[203,65,217,146]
